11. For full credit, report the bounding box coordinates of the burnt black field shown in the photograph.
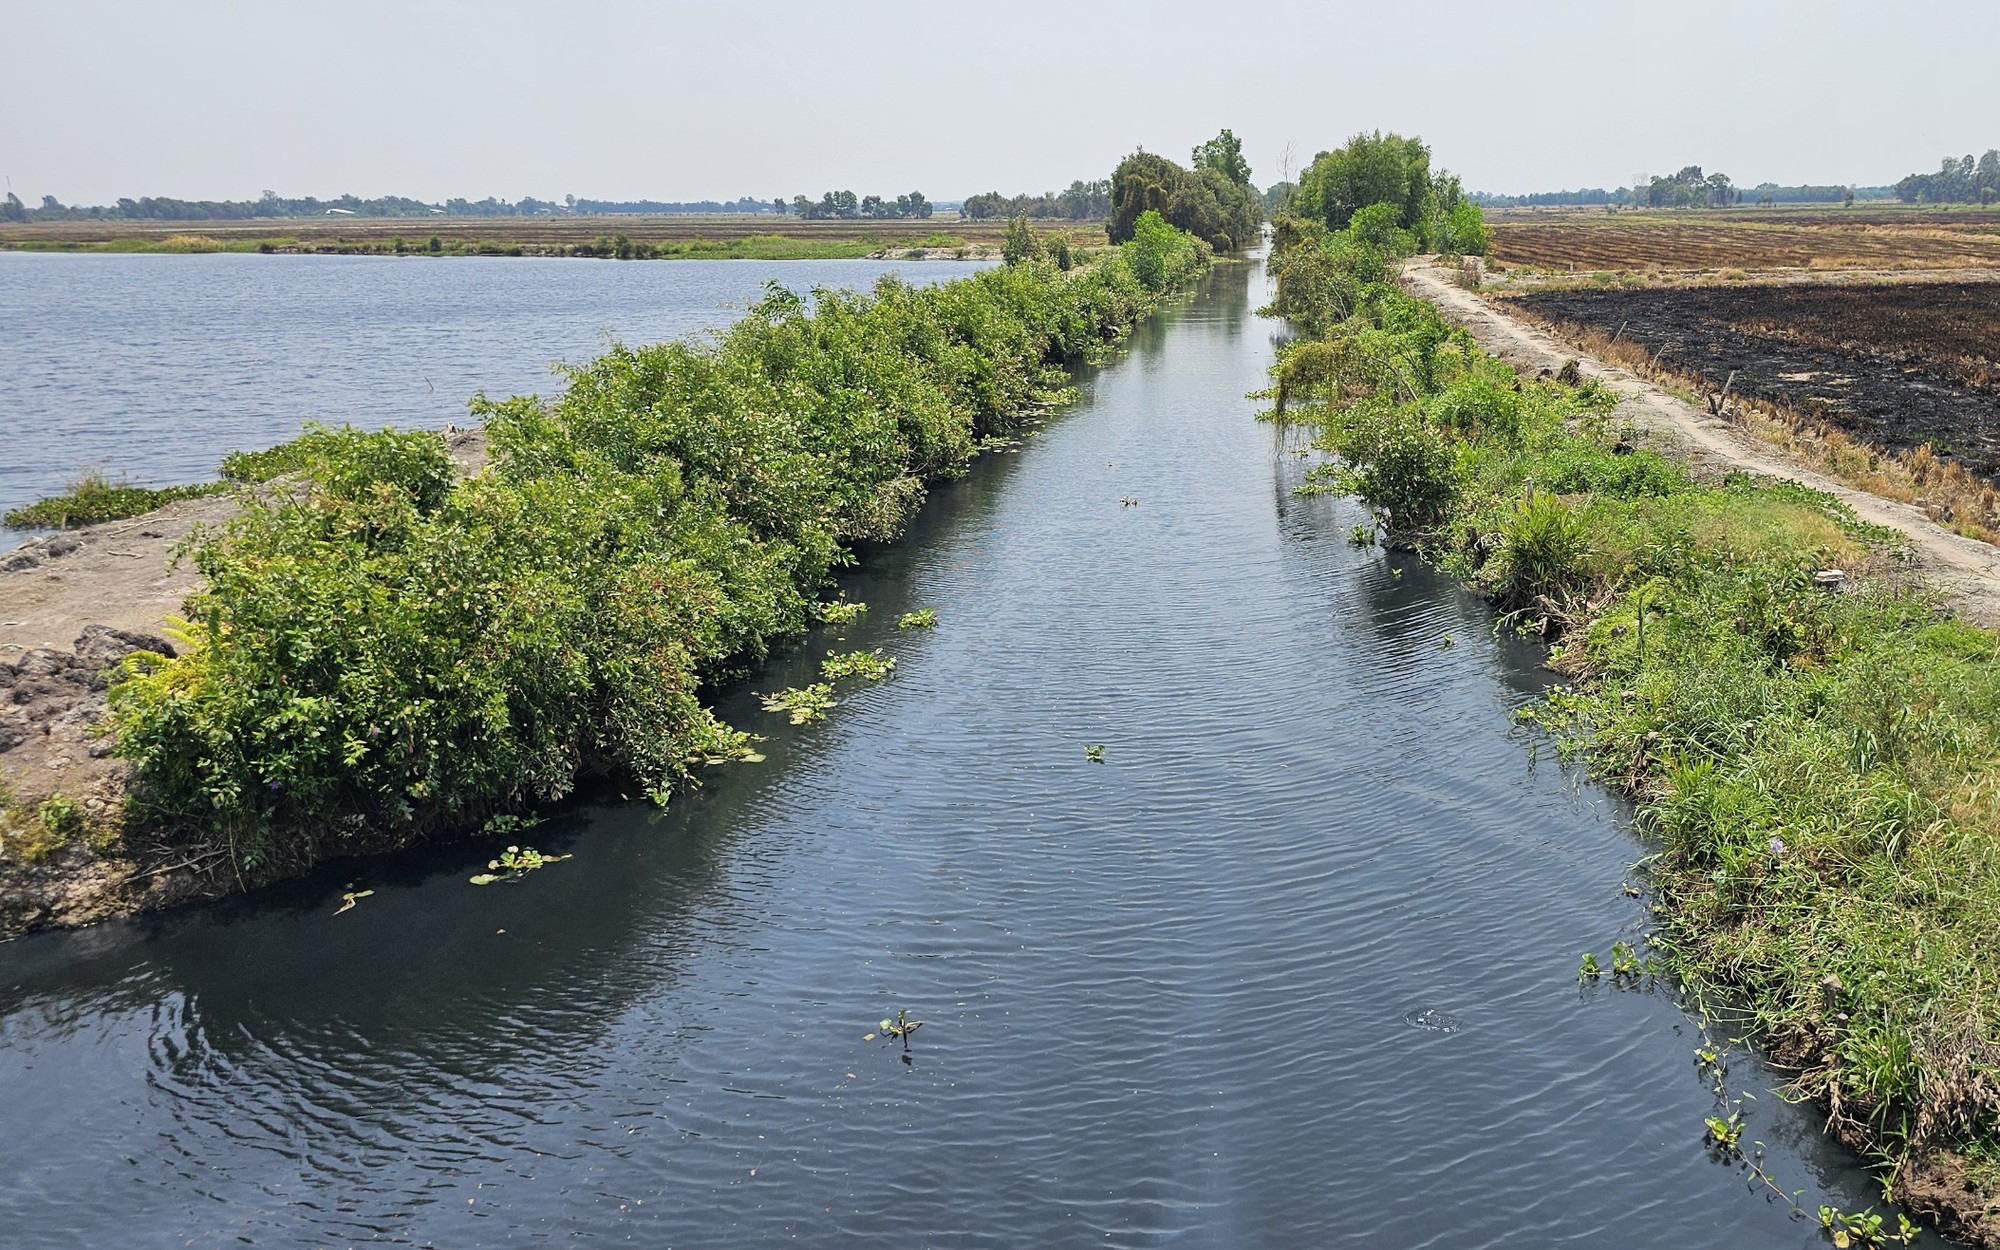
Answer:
[1514,281,2000,475]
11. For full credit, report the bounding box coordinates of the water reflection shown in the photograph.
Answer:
[0,251,1949,1249]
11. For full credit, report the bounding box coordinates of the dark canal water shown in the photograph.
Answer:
[0,255,1940,1247]
[0,252,989,526]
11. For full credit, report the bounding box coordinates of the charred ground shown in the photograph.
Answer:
[1511,280,2000,476]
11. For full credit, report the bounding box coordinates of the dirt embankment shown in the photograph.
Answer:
[1401,261,2000,626]
[0,428,489,936]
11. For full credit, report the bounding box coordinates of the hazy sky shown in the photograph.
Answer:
[3,0,1994,205]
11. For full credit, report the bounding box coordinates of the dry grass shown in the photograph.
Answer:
[1487,206,2000,274]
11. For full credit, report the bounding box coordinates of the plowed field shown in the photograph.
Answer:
[1489,209,2000,272]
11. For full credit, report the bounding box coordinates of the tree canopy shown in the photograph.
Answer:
[1107,132,1262,253]
[962,180,1111,221]
[1293,132,1433,231]
[789,190,932,220]
[1285,132,1485,256]
[1897,151,2000,205]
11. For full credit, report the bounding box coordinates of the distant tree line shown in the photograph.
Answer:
[1897,151,2000,205]
[962,180,1112,220]
[1107,129,1263,252]
[1641,166,1741,208]
[0,190,792,222]
[785,191,932,220]
[1470,174,1898,210]
[567,196,778,215]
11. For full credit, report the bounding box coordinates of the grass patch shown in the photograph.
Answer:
[4,471,227,529]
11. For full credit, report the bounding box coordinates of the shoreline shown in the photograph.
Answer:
[0,215,1101,262]
[0,229,1208,940]
[1342,253,2000,1246]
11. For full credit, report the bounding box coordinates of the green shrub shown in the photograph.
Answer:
[1348,202,1416,257]
[109,231,1209,867]
[1332,401,1465,533]
[1121,210,1207,291]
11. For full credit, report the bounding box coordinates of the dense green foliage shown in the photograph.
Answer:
[962,181,1113,221]
[788,190,932,220]
[107,231,1207,872]
[1290,132,1487,255]
[1896,150,2000,204]
[5,473,226,529]
[1108,133,1263,253]
[1267,215,2000,1191]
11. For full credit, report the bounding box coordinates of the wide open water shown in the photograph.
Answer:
[0,251,990,524]
[0,254,1948,1247]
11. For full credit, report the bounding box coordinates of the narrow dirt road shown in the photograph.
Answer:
[1402,262,2000,625]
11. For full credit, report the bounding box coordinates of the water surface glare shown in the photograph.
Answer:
[0,257,1937,1247]
[0,252,989,524]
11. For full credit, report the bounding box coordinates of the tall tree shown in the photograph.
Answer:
[1193,129,1252,187]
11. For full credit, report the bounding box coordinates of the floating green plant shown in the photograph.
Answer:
[820,597,868,625]
[761,683,836,725]
[863,1007,925,1050]
[1820,1206,1919,1248]
[1083,744,1106,763]
[482,812,540,838]
[821,649,895,683]
[1120,495,1139,506]
[896,609,937,630]
[334,885,374,914]
[469,845,571,885]
[694,739,767,765]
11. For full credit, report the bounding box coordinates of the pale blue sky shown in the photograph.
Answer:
[2,0,1993,205]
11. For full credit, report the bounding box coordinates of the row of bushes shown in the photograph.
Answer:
[106,217,1210,875]
[1269,216,2000,1206]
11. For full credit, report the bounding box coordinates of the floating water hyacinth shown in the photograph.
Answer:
[470,845,571,886]
[866,1008,924,1050]
[896,609,937,630]
[821,649,895,683]
[820,597,868,625]
[761,683,836,725]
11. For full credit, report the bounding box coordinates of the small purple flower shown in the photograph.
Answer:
[1769,836,1786,855]
[267,780,283,792]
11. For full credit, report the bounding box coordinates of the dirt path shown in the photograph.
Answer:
[1402,261,2000,625]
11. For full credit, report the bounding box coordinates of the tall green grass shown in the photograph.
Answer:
[1266,211,2000,1195]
